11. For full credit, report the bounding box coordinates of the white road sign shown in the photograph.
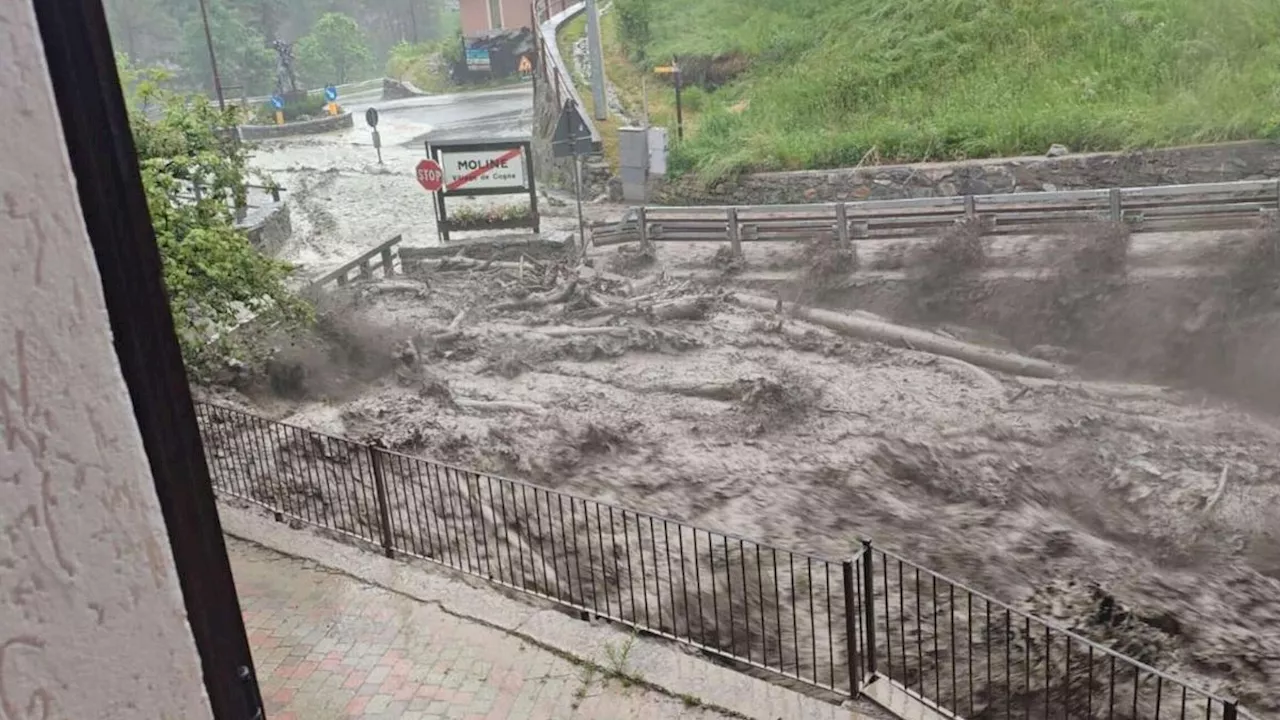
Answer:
[439,147,527,192]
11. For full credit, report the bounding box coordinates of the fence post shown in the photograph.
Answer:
[841,560,860,696]
[1223,700,1239,720]
[1109,187,1123,222]
[270,185,281,203]
[727,207,741,257]
[367,441,395,559]
[637,206,651,251]
[860,539,878,680]
[836,203,850,244]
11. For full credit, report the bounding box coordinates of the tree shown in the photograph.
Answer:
[295,12,375,86]
[104,0,181,63]
[117,55,309,374]
[180,1,278,97]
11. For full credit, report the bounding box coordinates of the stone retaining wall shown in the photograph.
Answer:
[243,204,292,256]
[382,78,429,101]
[657,141,1280,206]
[238,112,355,142]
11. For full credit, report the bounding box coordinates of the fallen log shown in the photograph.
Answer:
[650,295,715,322]
[735,294,1067,379]
[454,399,545,415]
[424,257,528,272]
[488,280,578,312]
[535,326,630,338]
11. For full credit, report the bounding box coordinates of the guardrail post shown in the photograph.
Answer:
[836,203,850,244]
[727,207,741,257]
[270,185,281,203]
[368,441,395,559]
[860,539,878,681]
[842,559,860,696]
[637,207,651,251]
[1223,700,1239,720]
[1109,188,1123,222]
[964,194,976,219]
[358,259,373,280]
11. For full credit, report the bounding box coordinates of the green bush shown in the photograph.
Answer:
[614,0,653,63]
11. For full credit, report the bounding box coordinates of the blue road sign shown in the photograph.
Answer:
[271,95,284,109]
[325,85,338,101]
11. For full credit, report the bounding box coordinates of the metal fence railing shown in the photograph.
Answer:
[195,401,1248,719]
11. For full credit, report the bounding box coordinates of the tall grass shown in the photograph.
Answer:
[639,0,1280,179]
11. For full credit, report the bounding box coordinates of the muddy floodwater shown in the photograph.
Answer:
[220,112,1280,716]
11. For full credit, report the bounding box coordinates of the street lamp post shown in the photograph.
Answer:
[197,0,227,111]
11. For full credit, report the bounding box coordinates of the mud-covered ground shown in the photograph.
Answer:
[203,226,1280,717]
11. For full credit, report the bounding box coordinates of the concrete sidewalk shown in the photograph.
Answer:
[232,539,732,719]
[220,503,883,720]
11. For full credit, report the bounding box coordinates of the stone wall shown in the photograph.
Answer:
[657,141,1280,206]
[243,203,292,255]
[2,0,214,715]
[531,71,611,198]
[382,77,429,101]
[238,111,355,141]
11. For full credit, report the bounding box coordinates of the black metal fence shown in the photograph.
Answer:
[195,402,1247,719]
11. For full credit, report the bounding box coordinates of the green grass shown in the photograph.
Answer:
[614,0,1280,180]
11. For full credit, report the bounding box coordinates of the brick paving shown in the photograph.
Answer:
[229,539,738,719]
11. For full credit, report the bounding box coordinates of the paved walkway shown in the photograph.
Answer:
[230,539,737,719]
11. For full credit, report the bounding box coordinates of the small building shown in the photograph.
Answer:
[453,0,535,83]
[459,0,532,37]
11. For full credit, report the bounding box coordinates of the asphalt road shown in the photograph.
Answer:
[246,84,542,275]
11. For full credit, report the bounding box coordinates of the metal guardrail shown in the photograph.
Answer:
[195,401,1249,720]
[534,0,603,148]
[592,179,1280,250]
[306,234,403,292]
[177,182,286,222]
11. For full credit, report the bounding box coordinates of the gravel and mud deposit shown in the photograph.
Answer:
[202,225,1280,716]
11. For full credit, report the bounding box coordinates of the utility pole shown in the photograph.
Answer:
[585,0,607,121]
[197,0,226,111]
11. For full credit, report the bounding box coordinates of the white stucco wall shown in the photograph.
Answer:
[0,1,214,718]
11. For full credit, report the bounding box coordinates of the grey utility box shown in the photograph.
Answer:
[618,126,650,203]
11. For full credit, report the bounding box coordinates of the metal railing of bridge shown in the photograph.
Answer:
[195,401,1248,720]
[591,179,1280,251]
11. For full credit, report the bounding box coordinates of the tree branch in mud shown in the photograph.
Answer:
[735,294,1067,378]
[454,398,545,415]
[488,280,579,312]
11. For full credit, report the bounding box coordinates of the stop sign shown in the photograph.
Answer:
[416,159,443,192]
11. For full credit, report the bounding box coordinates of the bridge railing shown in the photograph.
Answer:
[305,234,403,293]
[593,179,1280,250]
[194,400,1250,720]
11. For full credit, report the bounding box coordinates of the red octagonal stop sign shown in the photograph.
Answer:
[416,158,443,192]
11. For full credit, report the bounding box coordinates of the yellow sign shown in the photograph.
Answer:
[274,110,285,126]
[654,65,679,74]
[518,55,533,73]
[327,101,340,116]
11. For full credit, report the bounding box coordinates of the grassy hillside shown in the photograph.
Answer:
[607,0,1280,179]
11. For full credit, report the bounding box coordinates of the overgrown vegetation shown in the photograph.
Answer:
[120,56,309,375]
[449,203,534,225]
[105,0,452,97]
[386,29,464,92]
[296,12,374,86]
[594,0,1280,180]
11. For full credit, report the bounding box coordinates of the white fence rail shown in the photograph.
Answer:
[592,179,1280,250]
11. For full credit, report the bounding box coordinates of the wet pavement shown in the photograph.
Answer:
[230,538,737,719]
[247,86,553,278]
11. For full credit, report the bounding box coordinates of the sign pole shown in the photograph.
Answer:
[573,156,586,253]
[673,59,684,141]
